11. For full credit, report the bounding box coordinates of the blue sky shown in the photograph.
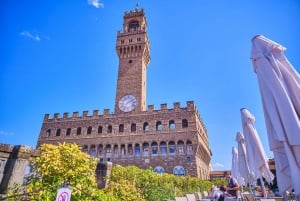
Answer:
[1,0,299,171]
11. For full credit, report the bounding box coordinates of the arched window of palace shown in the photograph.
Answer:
[156,121,163,131]
[186,140,193,155]
[142,142,149,156]
[106,144,112,156]
[97,144,104,156]
[98,126,103,134]
[143,122,150,131]
[151,142,158,155]
[107,125,112,133]
[160,141,167,155]
[56,129,61,136]
[45,129,51,138]
[90,145,96,157]
[169,120,175,130]
[168,141,176,154]
[113,144,118,155]
[121,144,126,155]
[82,145,88,153]
[66,128,71,136]
[119,124,124,133]
[131,123,136,132]
[135,144,141,156]
[154,166,165,174]
[178,140,185,155]
[182,119,188,128]
[128,144,133,155]
[173,166,185,176]
[87,126,92,135]
[77,127,82,135]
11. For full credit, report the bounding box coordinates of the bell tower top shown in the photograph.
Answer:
[122,7,147,33]
[114,7,150,114]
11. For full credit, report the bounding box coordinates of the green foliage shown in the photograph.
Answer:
[104,179,146,201]
[5,143,117,201]
[108,165,226,201]
[5,143,226,201]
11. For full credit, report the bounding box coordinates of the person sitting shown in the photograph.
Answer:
[224,171,239,197]
[214,185,227,201]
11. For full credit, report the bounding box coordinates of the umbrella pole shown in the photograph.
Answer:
[260,177,267,198]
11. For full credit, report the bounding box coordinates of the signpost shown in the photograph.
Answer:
[55,187,72,201]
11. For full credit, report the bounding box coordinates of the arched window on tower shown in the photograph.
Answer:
[87,126,92,135]
[182,119,188,128]
[77,127,82,135]
[156,121,163,131]
[129,20,139,31]
[169,120,175,130]
[143,122,150,131]
[56,129,61,136]
[66,128,71,136]
[45,129,51,138]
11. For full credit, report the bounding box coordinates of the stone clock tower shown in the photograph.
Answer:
[114,8,150,114]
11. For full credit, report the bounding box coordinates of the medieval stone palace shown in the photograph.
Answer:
[37,7,212,179]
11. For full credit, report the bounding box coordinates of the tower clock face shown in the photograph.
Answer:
[119,95,137,112]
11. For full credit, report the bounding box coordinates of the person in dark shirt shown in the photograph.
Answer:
[224,171,239,197]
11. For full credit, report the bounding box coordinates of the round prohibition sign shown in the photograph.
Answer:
[58,191,70,201]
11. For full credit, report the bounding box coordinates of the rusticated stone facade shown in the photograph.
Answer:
[37,7,212,179]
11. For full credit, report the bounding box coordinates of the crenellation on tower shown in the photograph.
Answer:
[83,110,89,117]
[54,113,60,120]
[72,112,79,118]
[63,112,69,119]
[93,110,99,117]
[44,114,50,120]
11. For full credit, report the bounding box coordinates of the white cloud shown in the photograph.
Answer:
[0,130,14,136]
[212,163,225,170]
[88,0,104,8]
[20,31,41,41]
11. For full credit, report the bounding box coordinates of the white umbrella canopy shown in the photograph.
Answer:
[240,108,275,184]
[236,132,254,185]
[251,35,300,198]
[231,146,245,186]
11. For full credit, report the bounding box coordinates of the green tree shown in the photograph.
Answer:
[5,143,117,201]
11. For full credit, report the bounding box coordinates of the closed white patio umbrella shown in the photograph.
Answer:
[231,146,245,187]
[240,108,274,184]
[250,35,300,200]
[236,132,254,186]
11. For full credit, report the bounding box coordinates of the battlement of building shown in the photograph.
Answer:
[44,101,200,120]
